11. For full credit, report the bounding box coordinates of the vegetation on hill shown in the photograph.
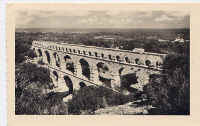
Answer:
[16,28,189,54]
[143,53,190,115]
[15,32,37,63]
[67,86,136,114]
[15,63,68,115]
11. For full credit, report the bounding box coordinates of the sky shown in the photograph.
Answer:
[15,9,190,29]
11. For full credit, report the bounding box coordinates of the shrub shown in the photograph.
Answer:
[67,86,102,114]
[15,63,68,115]
[16,63,51,87]
[15,88,68,115]
[143,54,190,115]
[15,32,39,64]
[68,86,136,114]
[27,49,37,58]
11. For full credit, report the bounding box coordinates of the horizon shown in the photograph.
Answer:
[16,27,190,29]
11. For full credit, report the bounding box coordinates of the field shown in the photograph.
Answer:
[16,28,190,54]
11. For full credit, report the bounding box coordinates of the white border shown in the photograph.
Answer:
[5,0,200,3]
[0,1,6,126]
[0,1,198,126]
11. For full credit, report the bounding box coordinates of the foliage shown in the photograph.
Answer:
[16,63,51,87]
[144,41,162,53]
[16,88,68,115]
[67,86,136,114]
[26,49,37,58]
[15,63,68,115]
[120,73,138,89]
[143,53,190,115]
[16,28,190,55]
[15,32,38,63]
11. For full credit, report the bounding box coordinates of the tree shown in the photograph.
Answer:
[144,54,190,115]
[15,63,68,115]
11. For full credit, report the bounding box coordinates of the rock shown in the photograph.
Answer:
[95,102,150,115]
[63,94,73,102]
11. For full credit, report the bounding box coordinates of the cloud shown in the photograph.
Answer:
[15,9,190,29]
[155,15,173,22]
[166,11,189,17]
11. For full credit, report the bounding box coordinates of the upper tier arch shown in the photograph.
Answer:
[32,40,167,70]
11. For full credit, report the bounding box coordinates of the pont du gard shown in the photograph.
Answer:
[32,40,166,93]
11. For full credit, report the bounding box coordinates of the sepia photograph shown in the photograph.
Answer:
[13,4,190,115]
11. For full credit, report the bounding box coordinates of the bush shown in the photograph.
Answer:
[143,54,190,115]
[68,86,136,114]
[16,63,51,87]
[15,63,68,115]
[27,49,37,58]
[15,32,38,64]
[16,88,68,115]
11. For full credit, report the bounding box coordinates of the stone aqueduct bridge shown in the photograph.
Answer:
[32,40,166,93]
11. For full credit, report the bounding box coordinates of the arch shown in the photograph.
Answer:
[96,62,109,73]
[53,71,58,81]
[73,49,76,53]
[38,49,43,57]
[135,58,140,64]
[79,82,87,88]
[79,58,90,79]
[64,55,71,61]
[125,56,130,63]
[99,76,112,88]
[97,62,111,87]
[108,54,112,60]
[53,52,61,67]
[66,62,75,73]
[64,76,73,94]
[156,61,159,67]
[116,55,120,61]
[32,48,36,52]
[45,51,51,64]
[64,55,75,73]
[83,51,86,55]
[95,52,98,57]
[96,62,111,87]
[69,49,72,52]
[32,48,37,57]
[121,73,138,92]
[89,52,92,56]
[119,67,124,75]
[101,53,104,58]
[156,61,162,67]
[145,60,151,66]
